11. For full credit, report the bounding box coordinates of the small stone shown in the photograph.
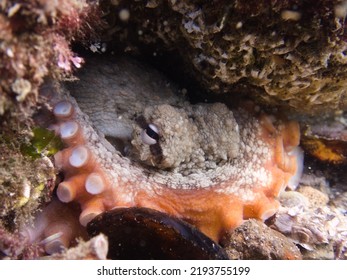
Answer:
[302,244,335,260]
[297,186,329,208]
[220,219,302,260]
[11,78,32,102]
[281,10,302,21]
[43,234,108,260]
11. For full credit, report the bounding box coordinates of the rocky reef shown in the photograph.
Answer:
[0,0,347,260]
[0,0,104,258]
[105,0,347,115]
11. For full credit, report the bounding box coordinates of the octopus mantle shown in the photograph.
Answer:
[42,56,302,243]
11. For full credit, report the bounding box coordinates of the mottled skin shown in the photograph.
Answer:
[131,102,240,173]
[45,56,301,242]
[69,57,240,174]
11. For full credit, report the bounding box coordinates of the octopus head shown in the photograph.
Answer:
[131,103,240,173]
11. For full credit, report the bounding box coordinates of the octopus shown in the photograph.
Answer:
[25,56,303,254]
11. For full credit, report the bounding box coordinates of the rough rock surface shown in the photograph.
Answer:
[273,185,347,259]
[43,234,108,260]
[0,113,56,229]
[220,219,302,260]
[105,0,347,115]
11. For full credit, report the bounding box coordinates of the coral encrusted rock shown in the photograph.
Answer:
[105,0,347,115]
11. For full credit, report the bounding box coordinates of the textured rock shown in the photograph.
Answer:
[43,234,108,260]
[105,0,347,115]
[221,219,302,260]
[301,112,347,164]
[0,0,104,115]
[0,114,56,228]
[273,187,347,259]
[0,0,104,258]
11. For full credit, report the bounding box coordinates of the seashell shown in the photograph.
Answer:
[87,207,229,260]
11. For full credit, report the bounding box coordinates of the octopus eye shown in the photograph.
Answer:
[141,123,159,145]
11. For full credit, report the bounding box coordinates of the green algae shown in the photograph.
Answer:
[20,127,63,159]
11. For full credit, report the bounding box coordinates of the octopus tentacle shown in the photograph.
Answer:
[20,199,86,255]
[36,57,303,248]
[47,99,302,242]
